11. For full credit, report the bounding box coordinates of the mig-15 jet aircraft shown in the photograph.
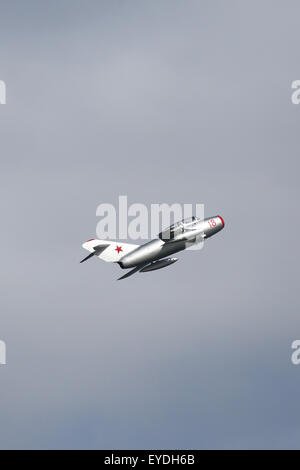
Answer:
[80,215,225,280]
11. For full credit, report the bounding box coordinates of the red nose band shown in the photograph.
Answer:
[218,216,225,227]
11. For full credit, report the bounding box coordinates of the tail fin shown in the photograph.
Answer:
[81,239,139,263]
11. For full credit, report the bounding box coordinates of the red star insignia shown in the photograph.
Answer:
[115,245,123,254]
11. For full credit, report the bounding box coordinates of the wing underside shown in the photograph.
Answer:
[81,239,140,263]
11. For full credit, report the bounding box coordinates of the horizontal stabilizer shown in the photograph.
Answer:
[118,265,142,280]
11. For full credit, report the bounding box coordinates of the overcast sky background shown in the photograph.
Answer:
[0,0,300,449]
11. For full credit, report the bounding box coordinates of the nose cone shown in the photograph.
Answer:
[218,215,225,228]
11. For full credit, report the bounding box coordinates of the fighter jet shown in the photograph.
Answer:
[80,215,225,280]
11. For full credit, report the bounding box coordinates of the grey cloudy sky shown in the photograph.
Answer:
[0,0,300,449]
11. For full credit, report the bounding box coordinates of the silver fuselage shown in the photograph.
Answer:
[119,215,224,269]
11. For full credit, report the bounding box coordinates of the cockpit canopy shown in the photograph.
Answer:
[158,216,201,241]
